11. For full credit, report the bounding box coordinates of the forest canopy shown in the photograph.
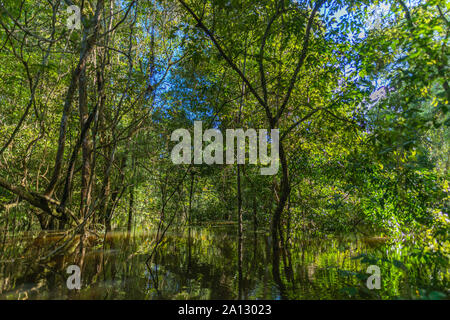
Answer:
[0,0,448,300]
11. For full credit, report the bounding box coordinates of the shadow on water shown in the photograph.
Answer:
[0,225,447,299]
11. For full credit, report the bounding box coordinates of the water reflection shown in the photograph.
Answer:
[0,226,446,299]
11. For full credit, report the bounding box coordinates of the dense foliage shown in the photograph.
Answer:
[0,0,448,299]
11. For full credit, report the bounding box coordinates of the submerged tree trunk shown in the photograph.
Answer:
[105,155,127,232]
[78,57,93,221]
[237,163,243,300]
[253,196,258,234]
[188,172,195,226]
[271,142,289,291]
[127,154,136,233]
[127,189,134,233]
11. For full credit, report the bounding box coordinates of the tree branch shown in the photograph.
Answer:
[275,0,324,124]
[177,0,275,125]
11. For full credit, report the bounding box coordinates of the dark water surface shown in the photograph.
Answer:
[0,226,447,299]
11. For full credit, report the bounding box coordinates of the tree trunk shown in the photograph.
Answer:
[127,154,136,233]
[271,141,289,291]
[188,172,194,226]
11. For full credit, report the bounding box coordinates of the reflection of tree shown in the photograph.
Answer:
[0,228,448,299]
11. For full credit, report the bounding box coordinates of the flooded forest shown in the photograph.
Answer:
[0,0,448,300]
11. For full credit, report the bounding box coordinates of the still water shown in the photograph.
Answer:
[0,225,447,299]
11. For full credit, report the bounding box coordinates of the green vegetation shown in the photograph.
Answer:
[0,0,448,299]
